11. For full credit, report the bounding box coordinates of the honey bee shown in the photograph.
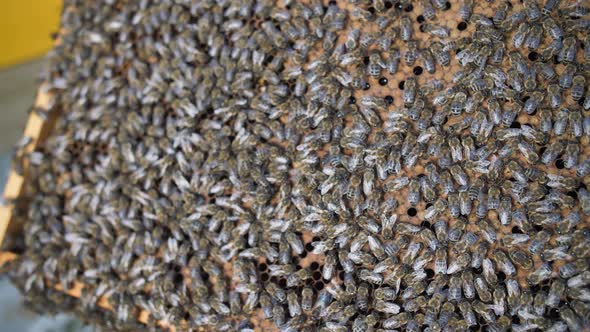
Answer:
[559,36,577,64]
[374,300,401,314]
[458,301,477,327]
[459,271,476,298]
[400,17,413,41]
[345,29,360,50]
[434,248,447,275]
[433,219,448,244]
[355,282,370,312]
[525,24,543,50]
[387,48,401,74]
[513,22,530,48]
[571,75,586,101]
[559,64,576,89]
[430,41,450,66]
[408,177,421,206]
[528,263,553,285]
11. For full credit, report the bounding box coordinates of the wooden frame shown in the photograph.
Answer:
[1,88,48,254]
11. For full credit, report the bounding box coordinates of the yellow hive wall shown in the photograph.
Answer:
[0,0,62,68]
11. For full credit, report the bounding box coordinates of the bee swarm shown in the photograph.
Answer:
[5,0,590,331]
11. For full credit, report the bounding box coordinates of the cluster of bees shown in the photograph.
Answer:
[5,0,590,331]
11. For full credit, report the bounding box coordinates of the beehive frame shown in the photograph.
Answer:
[1,0,589,331]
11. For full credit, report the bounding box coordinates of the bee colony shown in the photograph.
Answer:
[1,0,590,331]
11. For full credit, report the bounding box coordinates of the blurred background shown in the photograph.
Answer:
[0,1,89,331]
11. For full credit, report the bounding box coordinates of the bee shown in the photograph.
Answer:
[539,16,562,40]
[421,0,437,20]
[377,33,393,51]
[559,64,576,89]
[517,139,539,164]
[286,232,304,255]
[532,291,548,316]
[459,271,476,300]
[569,108,583,137]
[424,198,446,221]
[499,8,524,30]
[562,143,580,169]
[272,304,286,326]
[374,257,398,274]
[492,249,516,276]
[367,52,384,78]
[567,271,590,289]
[367,235,386,261]
[257,292,275,319]
[438,302,457,327]
[544,279,566,308]
[513,22,530,48]
[345,28,360,50]
[475,257,497,286]
[546,321,569,332]
[374,300,401,314]
[459,0,473,21]
[448,219,468,243]
[404,41,419,66]
[382,312,411,329]
[501,233,530,248]
[420,177,437,203]
[525,23,543,49]
[449,276,463,302]
[522,91,543,115]
[496,196,513,225]
[558,36,577,64]
[401,241,423,266]
[422,23,450,38]
[434,248,447,275]
[356,283,369,312]
[492,1,509,26]
[421,48,436,74]
[541,140,565,164]
[433,219,448,244]
[423,294,443,326]
[403,296,427,313]
[450,230,474,254]
[458,190,472,216]
[400,17,412,41]
[458,301,477,327]
[508,249,534,270]
[581,188,590,216]
[467,241,486,270]
[542,0,560,15]
[266,282,287,304]
[430,41,450,66]
[536,62,556,83]
[338,249,355,274]
[578,160,590,177]
[401,281,427,300]
[407,177,421,206]
[402,78,418,107]
[447,193,460,218]
[528,263,553,285]
[559,307,583,331]
[450,92,467,117]
[569,287,590,303]
[541,38,564,62]
[286,268,311,288]
[387,48,401,74]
